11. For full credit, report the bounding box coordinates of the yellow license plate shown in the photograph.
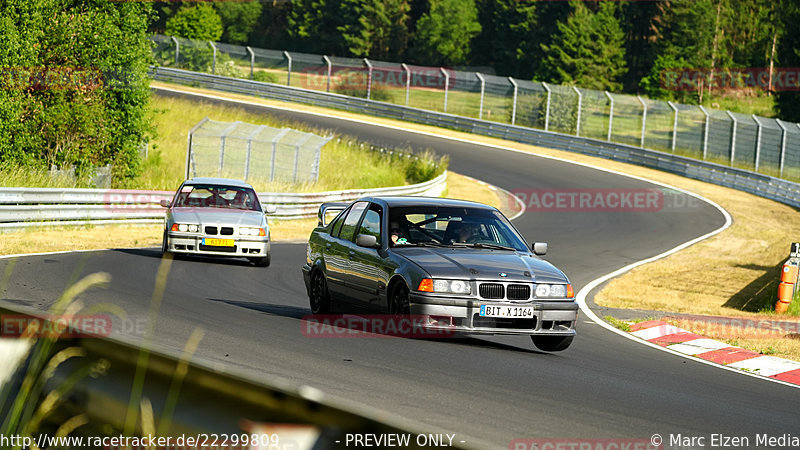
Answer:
[203,238,235,247]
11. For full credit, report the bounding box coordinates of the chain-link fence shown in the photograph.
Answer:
[152,34,800,181]
[187,118,331,184]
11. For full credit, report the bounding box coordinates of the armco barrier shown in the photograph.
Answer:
[151,67,800,209]
[0,172,446,230]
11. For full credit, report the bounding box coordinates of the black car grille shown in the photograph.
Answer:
[205,226,218,235]
[221,227,234,235]
[479,283,504,299]
[199,244,237,253]
[473,314,537,329]
[507,284,531,300]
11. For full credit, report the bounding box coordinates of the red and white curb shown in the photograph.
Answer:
[630,320,800,385]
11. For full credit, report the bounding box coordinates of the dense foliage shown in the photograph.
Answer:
[150,0,796,118]
[0,0,154,184]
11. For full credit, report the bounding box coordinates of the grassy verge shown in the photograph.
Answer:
[149,81,800,360]
[0,172,508,254]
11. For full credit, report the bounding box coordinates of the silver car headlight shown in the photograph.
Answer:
[428,279,471,295]
[172,223,199,233]
[240,227,266,236]
[535,283,573,298]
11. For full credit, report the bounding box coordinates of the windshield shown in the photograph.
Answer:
[173,184,262,212]
[388,206,528,251]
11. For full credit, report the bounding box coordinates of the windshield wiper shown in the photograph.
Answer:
[450,242,517,251]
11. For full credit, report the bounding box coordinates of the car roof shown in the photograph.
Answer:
[183,178,254,189]
[360,196,497,210]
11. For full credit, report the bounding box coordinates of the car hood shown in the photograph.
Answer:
[394,248,567,283]
[171,208,265,227]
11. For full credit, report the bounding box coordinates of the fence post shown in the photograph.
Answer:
[186,117,209,180]
[400,63,412,106]
[171,36,180,66]
[283,51,292,86]
[542,82,551,131]
[510,78,519,126]
[726,110,737,166]
[293,134,313,183]
[209,41,217,74]
[246,46,255,80]
[752,115,763,172]
[605,91,614,141]
[270,128,291,182]
[244,126,265,181]
[218,122,240,177]
[637,96,647,148]
[476,73,485,120]
[699,105,710,160]
[573,86,582,137]
[668,101,679,153]
[440,68,450,112]
[777,120,789,177]
[323,55,332,92]
[364,58,373,100]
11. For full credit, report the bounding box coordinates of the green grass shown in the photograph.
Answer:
[603,315,632,332]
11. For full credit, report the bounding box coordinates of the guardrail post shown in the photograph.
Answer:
[186,117,209,180]
[699,105,710,160]
[668,101,679,153]
[777,120,789,176]
[323,55,332,92]
[476,73,485,120]
[283,51,292,86]
[209,41,217,74]
[752,115,763,172]
[171,36,180,66]
[573,86,582,137]
[509,78,519,126]
[726,110,737,166]
[637,95,647,148]
[402,63,411,106]
[270,128,291,182]
[364,58,373,100]
[605,91,614,141]
[440,68,450,112]
[246,46,255,80]
[542,82,551,131]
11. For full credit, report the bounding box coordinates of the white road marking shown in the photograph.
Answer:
[630,324,684,341]
[667,338,731,356]
[727,356,800,377]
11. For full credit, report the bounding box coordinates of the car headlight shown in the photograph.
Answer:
[418,279,471,294]
[240,227,266,236]
[535,284,573,298]
[171,223,199,233]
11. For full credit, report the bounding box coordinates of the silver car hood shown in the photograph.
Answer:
[394,248,567,283]
[171,208,265,227]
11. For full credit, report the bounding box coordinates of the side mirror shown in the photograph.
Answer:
[265,204,278,214]
[356,234,378,248]
[160,199,170,208]
[531,242,547,256]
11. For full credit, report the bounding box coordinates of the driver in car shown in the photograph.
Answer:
[455,222,480,243]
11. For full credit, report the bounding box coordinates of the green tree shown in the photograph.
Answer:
[287,0,348,54]
[165,3,223,42]
[338,0,410,60]
[412,0,481,66]
[472,0,538,78]
[214,1,262,45]
[775,0,800,121]
[541,1,627,91]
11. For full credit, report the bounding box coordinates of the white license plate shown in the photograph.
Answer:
[479,305,534,318]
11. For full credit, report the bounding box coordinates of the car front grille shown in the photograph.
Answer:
[472,314,537,330]
[479,283,531,300]
[205,226,218,235]
[221,227,234,235]
[479,283,504,299]
[199,244,238,253]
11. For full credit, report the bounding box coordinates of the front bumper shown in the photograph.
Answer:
[408,293,578,336]
[166,232,270,258]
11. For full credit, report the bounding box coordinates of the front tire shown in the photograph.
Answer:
[388,283,410,316]
[309,270,331,314]
[531,335,573,352]
[251,253,271,267]
[161,230,169,256]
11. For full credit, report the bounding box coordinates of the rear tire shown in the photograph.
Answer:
[531,335,573,352]
[309,270,331,314]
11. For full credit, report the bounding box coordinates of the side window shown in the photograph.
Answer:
[330,209,348,238]
[338,201,368,242]
[359,206,382,241]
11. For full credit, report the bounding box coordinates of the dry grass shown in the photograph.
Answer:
[0,171,510,254]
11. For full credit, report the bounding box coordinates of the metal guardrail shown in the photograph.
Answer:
[0,172,447,230]
[150,67,800,209]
